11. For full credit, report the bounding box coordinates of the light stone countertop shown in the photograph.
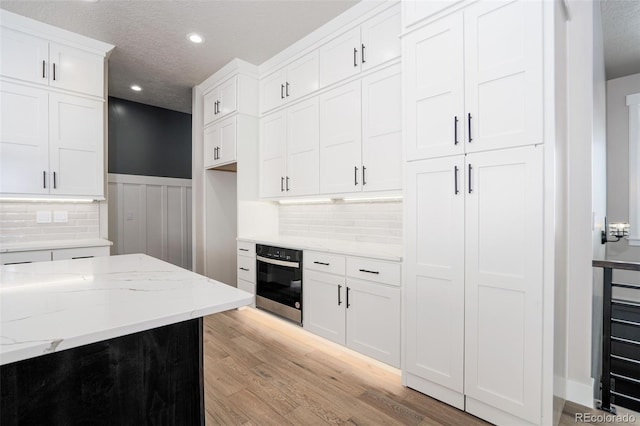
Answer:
[237,235,403,262]
[0,238,113,253]
[0,253,252,365]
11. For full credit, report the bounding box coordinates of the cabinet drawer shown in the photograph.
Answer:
[0,250,51,265]
[237,279,256,307]
[346,256,400,286]
[305,251,345,275]
[237,241,255,257]
[52,246,109,261]
[237,256,256,283]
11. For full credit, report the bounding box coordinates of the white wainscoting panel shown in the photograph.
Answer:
[108,174,192,270]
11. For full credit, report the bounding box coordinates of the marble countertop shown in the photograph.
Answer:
[237,235,402,262]
[0,238,113,253]
[0,254,252,365]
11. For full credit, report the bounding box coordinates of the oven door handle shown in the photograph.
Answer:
[256,255,300,269]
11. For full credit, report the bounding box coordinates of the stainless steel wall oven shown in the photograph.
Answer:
[255,244,302,325]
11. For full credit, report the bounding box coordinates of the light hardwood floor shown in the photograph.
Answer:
[203,308,635,426]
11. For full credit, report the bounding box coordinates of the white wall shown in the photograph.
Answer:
[108,174,192,270]
[606,73,640,288]
[564,0,606,407]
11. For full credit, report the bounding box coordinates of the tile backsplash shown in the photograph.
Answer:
[279,200,402,245]
[0,201,100,244]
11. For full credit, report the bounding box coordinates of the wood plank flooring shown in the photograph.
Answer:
[204,308,639,425]
[203,308,488,425]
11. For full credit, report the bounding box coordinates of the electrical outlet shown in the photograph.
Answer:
[53,211,68,223]
[36,211,52,224]
[126,211,134,221]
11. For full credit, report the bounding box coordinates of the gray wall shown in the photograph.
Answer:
[108,97,192,179]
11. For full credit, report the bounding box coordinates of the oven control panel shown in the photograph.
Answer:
[256,244,302,262]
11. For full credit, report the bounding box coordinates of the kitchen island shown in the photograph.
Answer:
[0,254,252,425]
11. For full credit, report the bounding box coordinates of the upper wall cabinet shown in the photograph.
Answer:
[1,27,105,98]
[203,74,258,126]
[402,0,466,29]
[404,0,542,161]
[319,4,400,88]
[260,51,319,114]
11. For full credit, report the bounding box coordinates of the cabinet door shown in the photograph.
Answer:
[51,246,109,260]
[260,111,287,198]
[49,43,104,97]
[0,250,51,265]
[404,12,464,161]
[217,116,237,166]
[303,270,346,345]
[361,65,402,192]
[405,156,464,394]
[403,0,465,29]
[319,27,361,88]
[49,93,103,197]
[287,97,319,196]
[286,51,319,102]
[0,28,49,85]
[464,146,543,423]
[203,89,218,125]
[319,81,362,194]
[260,69,287,113]
[346,279,400,367]
[0,82,49,195]
[360,4,401,71]
[464,0,543,153]
[203,123,219,169]
[218,76,238,118]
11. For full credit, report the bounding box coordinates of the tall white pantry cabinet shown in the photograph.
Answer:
[0,10,113,199]
[402,1,557,425]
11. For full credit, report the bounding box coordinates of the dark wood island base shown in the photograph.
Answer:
[1,318,204,426]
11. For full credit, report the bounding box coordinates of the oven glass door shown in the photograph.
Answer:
[256,259,302,310]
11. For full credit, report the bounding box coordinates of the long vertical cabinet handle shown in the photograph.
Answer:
[281,84,285,99]
[353,48,358,67]
[354,166,359,186]
[286,176,290,191]
[53,63,56,81]
[53,171,57,189]
[42,61,46,79]
[281,177,284,192]
[338,285,342,306]
[362,166,367,186]
[43,171,47,189]
[346,287,350,308]
[454,166,459,194]
[361,44,366,63]
[454,116,459,145]
[467,113,472,143]
[468,164,473,194]
[285,82,290,97]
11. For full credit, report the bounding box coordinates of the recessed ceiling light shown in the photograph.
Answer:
[130,85,142,92]
[187,33,204,44]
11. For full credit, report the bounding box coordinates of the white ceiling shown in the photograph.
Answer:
[2,1,638,113]
[0,0,358,113]
[601,0,640,80]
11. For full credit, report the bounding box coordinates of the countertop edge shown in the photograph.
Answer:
[0,239,113,253]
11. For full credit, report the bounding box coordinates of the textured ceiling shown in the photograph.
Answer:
[0,1,359,113]
[601,0,640,80]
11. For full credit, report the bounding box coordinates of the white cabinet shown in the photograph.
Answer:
[203,77,237,125]
[260,51,319,113]
[404,0,542,161]
[404,145,543,422]
[402,0,466,29]
[51,246,109,260]
[204,115,236,169]
[0,245,109,265]
[1,27,104,97]
[0,82,103,197]
[237,241,256,306]
[0,250,51,265]
[319,65,402,195]
[303,251,401,367]
[319,4,400,88]
[260,97,319,198]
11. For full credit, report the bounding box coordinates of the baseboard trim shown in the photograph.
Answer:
[565,378,595,409]
[405,373,464,410]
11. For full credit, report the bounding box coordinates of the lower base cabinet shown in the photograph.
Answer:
[0,245,109,265]
[236,241,256,306]
[303,251,401,367]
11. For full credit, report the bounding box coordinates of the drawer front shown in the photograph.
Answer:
[305,251,345,275]
[52,246,110,261]
[237,256,256,283]
[237,279,256,307]
[346,256,401,286]
[237,241,256,257]
[0,250,51,265]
